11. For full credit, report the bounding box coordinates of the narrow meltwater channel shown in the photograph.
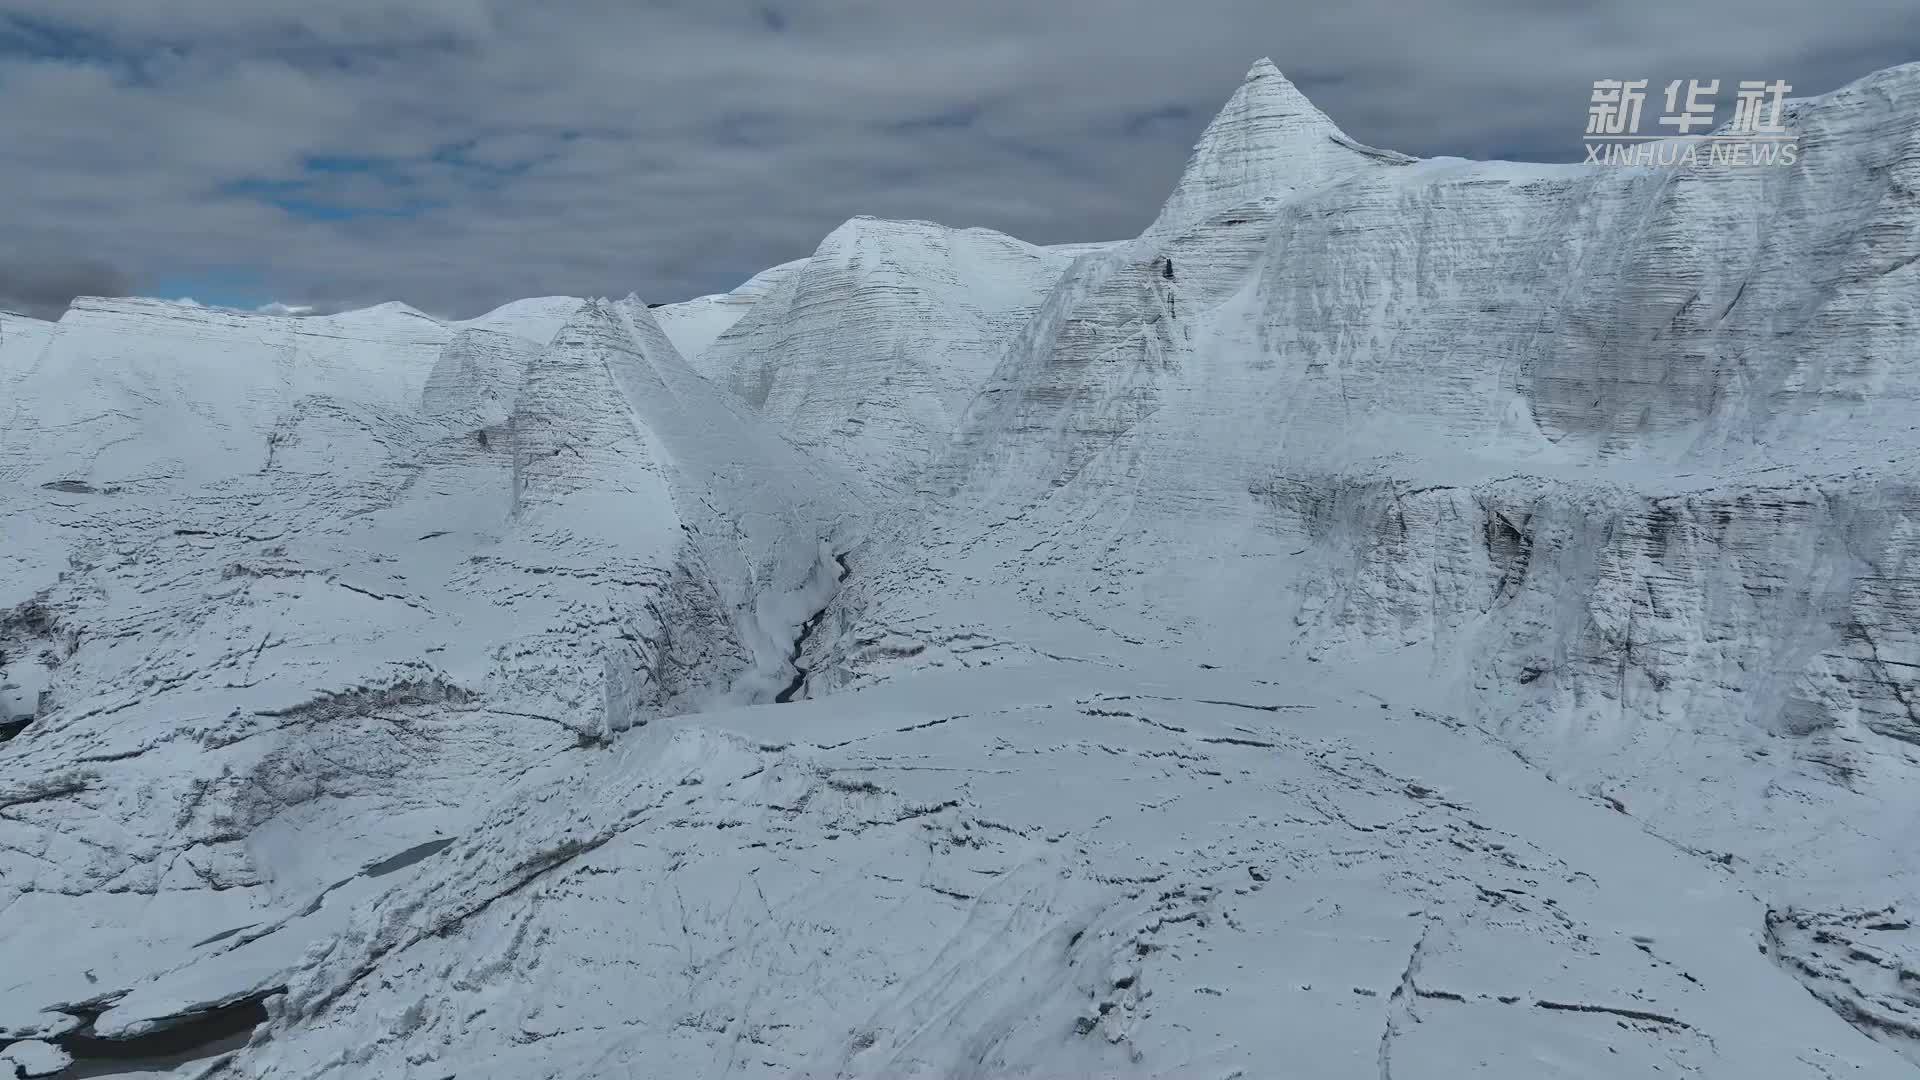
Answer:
[774,552,850,704]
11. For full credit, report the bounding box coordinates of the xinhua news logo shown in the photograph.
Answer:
[1585,79,1799,167]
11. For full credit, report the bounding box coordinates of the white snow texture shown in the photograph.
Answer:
[3,57,1920,1079]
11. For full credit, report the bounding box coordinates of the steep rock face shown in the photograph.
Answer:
[419,327,536,427]
[508,297,857,711]
[1767,904,1920,1063]
[491,301,699,744]
[510,303,677,522]
[759,65,1920,1057]
[0,297,846,1051]
[812,63,1920,904]
[696,218,1096,496]
[1148,57,1411,235]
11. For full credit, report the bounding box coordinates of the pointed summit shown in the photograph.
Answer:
[510,299,672,520]
[420,327,533,425]
[1149,59,1397,233]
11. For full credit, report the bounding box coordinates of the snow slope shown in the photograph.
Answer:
[450,295,584,347]
[4,55,1920,1080]
[790,59,1920,1060]
[820,60,1920,890]
[0,295,848,1063]
[696,219,1114,496]
[652,258,810,366]
[228,660,1909,1079]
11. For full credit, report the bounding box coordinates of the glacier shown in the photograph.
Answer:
[3,56,1920,1079]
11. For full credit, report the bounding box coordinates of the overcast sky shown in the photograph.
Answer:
[2,1,1916,319]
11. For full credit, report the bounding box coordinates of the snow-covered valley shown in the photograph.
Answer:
[3,57,1920,1079]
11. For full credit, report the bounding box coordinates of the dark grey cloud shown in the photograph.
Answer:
[0,253,131,320]
[2,0,1916,318]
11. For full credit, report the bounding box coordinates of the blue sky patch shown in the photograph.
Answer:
[145,267,280,311]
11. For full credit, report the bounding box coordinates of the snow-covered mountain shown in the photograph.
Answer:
[3,57,1920,1079]
[836,59,1920,891]
[695,218,1118,497]
[0,291,848,1070]
[653,258,810,367]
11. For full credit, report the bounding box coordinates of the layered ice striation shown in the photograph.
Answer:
[0,292,845,1058]
[698,216,1114,497]
[652,258,811,366]
[832,60,1920,895]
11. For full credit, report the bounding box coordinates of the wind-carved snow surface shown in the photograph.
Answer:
[653,258,812,367]
[697,217,1118,497]
[808,58,1920,1066]
[4,56,1920,1079]
[228,665,1907,1079]
[449,295,588,348]
[0,293,848,1067]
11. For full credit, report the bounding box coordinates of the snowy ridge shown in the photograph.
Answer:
[419,327,536,426]
[830,60,1920,887]
[810,60,1920,1060]
[450,295,585,347]
[1148,57,1411,234]
[0,310,56,382]
[696,217,1088,496]
[651,258,810,364]
[0,294,588,496]
[0,293,845,1062]
[596,295,856,702]
[0,297,448,492]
